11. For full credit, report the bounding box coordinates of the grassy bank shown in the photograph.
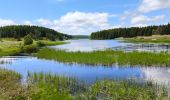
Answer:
[0,69,25,99]
[0,38,66,57]
[0,69,169,100]
[123,35,170,43]
[37,48,170,66]
[27,73,169,100]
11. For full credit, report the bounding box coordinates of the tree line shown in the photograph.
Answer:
[91,23,170,39]
[0,25,72,41]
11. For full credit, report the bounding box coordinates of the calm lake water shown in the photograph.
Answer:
[50,39,128,52]
[0,39,170,86]
[50,39,170,52]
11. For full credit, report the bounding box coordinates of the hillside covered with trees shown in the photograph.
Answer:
[91,23,170,39]
[0,25,72,41]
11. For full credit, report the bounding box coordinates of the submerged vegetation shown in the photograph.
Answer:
[0,69,169,100]
[37,48,170,66]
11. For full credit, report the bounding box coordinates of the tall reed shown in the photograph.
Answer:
[37,48,170,66]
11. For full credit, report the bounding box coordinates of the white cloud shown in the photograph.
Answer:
[35,18,52,26]
[0,12,116,35]
[24,21,33,25]
[51,11,112,35]
[138,0,170,13]
[0,19,16,26]
[120,0,169,27]
[131,15,165,24]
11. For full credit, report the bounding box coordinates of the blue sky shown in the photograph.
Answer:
[0,0,170,35]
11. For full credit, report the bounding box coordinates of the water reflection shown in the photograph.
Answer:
[51,39,170,52]
[113,43,170,52]
[142,67,170,85]
[50,39,128,52]
[0,56,170,85]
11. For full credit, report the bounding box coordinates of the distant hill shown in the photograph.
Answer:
[72,35,90,39]
[91,23,170,40]
[0,25,72,41]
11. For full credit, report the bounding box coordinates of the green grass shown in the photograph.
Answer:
[36,40,67,46]
[26,73,85,100]
[81,80,168,100]
[0,38,66,56]
[123,35,170,43]
[0,69,169,100]
[37,48,170,66]
[27,73,169,100]
[0,69,26,99]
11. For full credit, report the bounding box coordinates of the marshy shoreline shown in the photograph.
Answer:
[0,68,169,100]
[1,38,170,100]
[36,48,170,67]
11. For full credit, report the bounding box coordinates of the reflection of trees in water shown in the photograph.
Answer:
[113,44,170,52]
[0,57,15,64]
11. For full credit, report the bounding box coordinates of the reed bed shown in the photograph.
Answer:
[37,48,170,66]
[0,69,25,100]
[0,69,169,100]
[26,73,170,100]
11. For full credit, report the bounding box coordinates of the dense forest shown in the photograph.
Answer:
[91,23,170,39]
[0,25,72,41]
[72,35,90,39]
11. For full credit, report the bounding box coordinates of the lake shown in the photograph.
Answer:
[0,39,170,86]
[50,39,170,52]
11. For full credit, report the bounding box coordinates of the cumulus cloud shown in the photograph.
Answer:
[0,11,116,35]
[131,15,165,24]
[35,18,52,26]
[23,21,33,25]
[0,19,16,26]
[138,0,170,13]
[120,0,169,26]
[51,11,113,35]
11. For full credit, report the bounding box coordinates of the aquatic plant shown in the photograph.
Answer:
[0,69,26,99]
[0,69,169,100]
[27,72,169,100]
[37,48,170,66]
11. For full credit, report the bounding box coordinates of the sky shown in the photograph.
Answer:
[0,0,170,35]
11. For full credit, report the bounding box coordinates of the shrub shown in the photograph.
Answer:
[20,45,38,53]
[36,41,45,47]
[24,34,33,45]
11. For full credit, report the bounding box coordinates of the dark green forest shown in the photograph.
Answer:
[0,25,72,41]
[91,23,170,39]
[72,35,90,39]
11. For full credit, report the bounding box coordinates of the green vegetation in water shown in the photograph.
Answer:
[123,35,170,43]
[0,69,25,99]
[0,69,169,100]
[37,48,170,66]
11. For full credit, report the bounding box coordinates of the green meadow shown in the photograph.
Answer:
[0,38,66,56]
